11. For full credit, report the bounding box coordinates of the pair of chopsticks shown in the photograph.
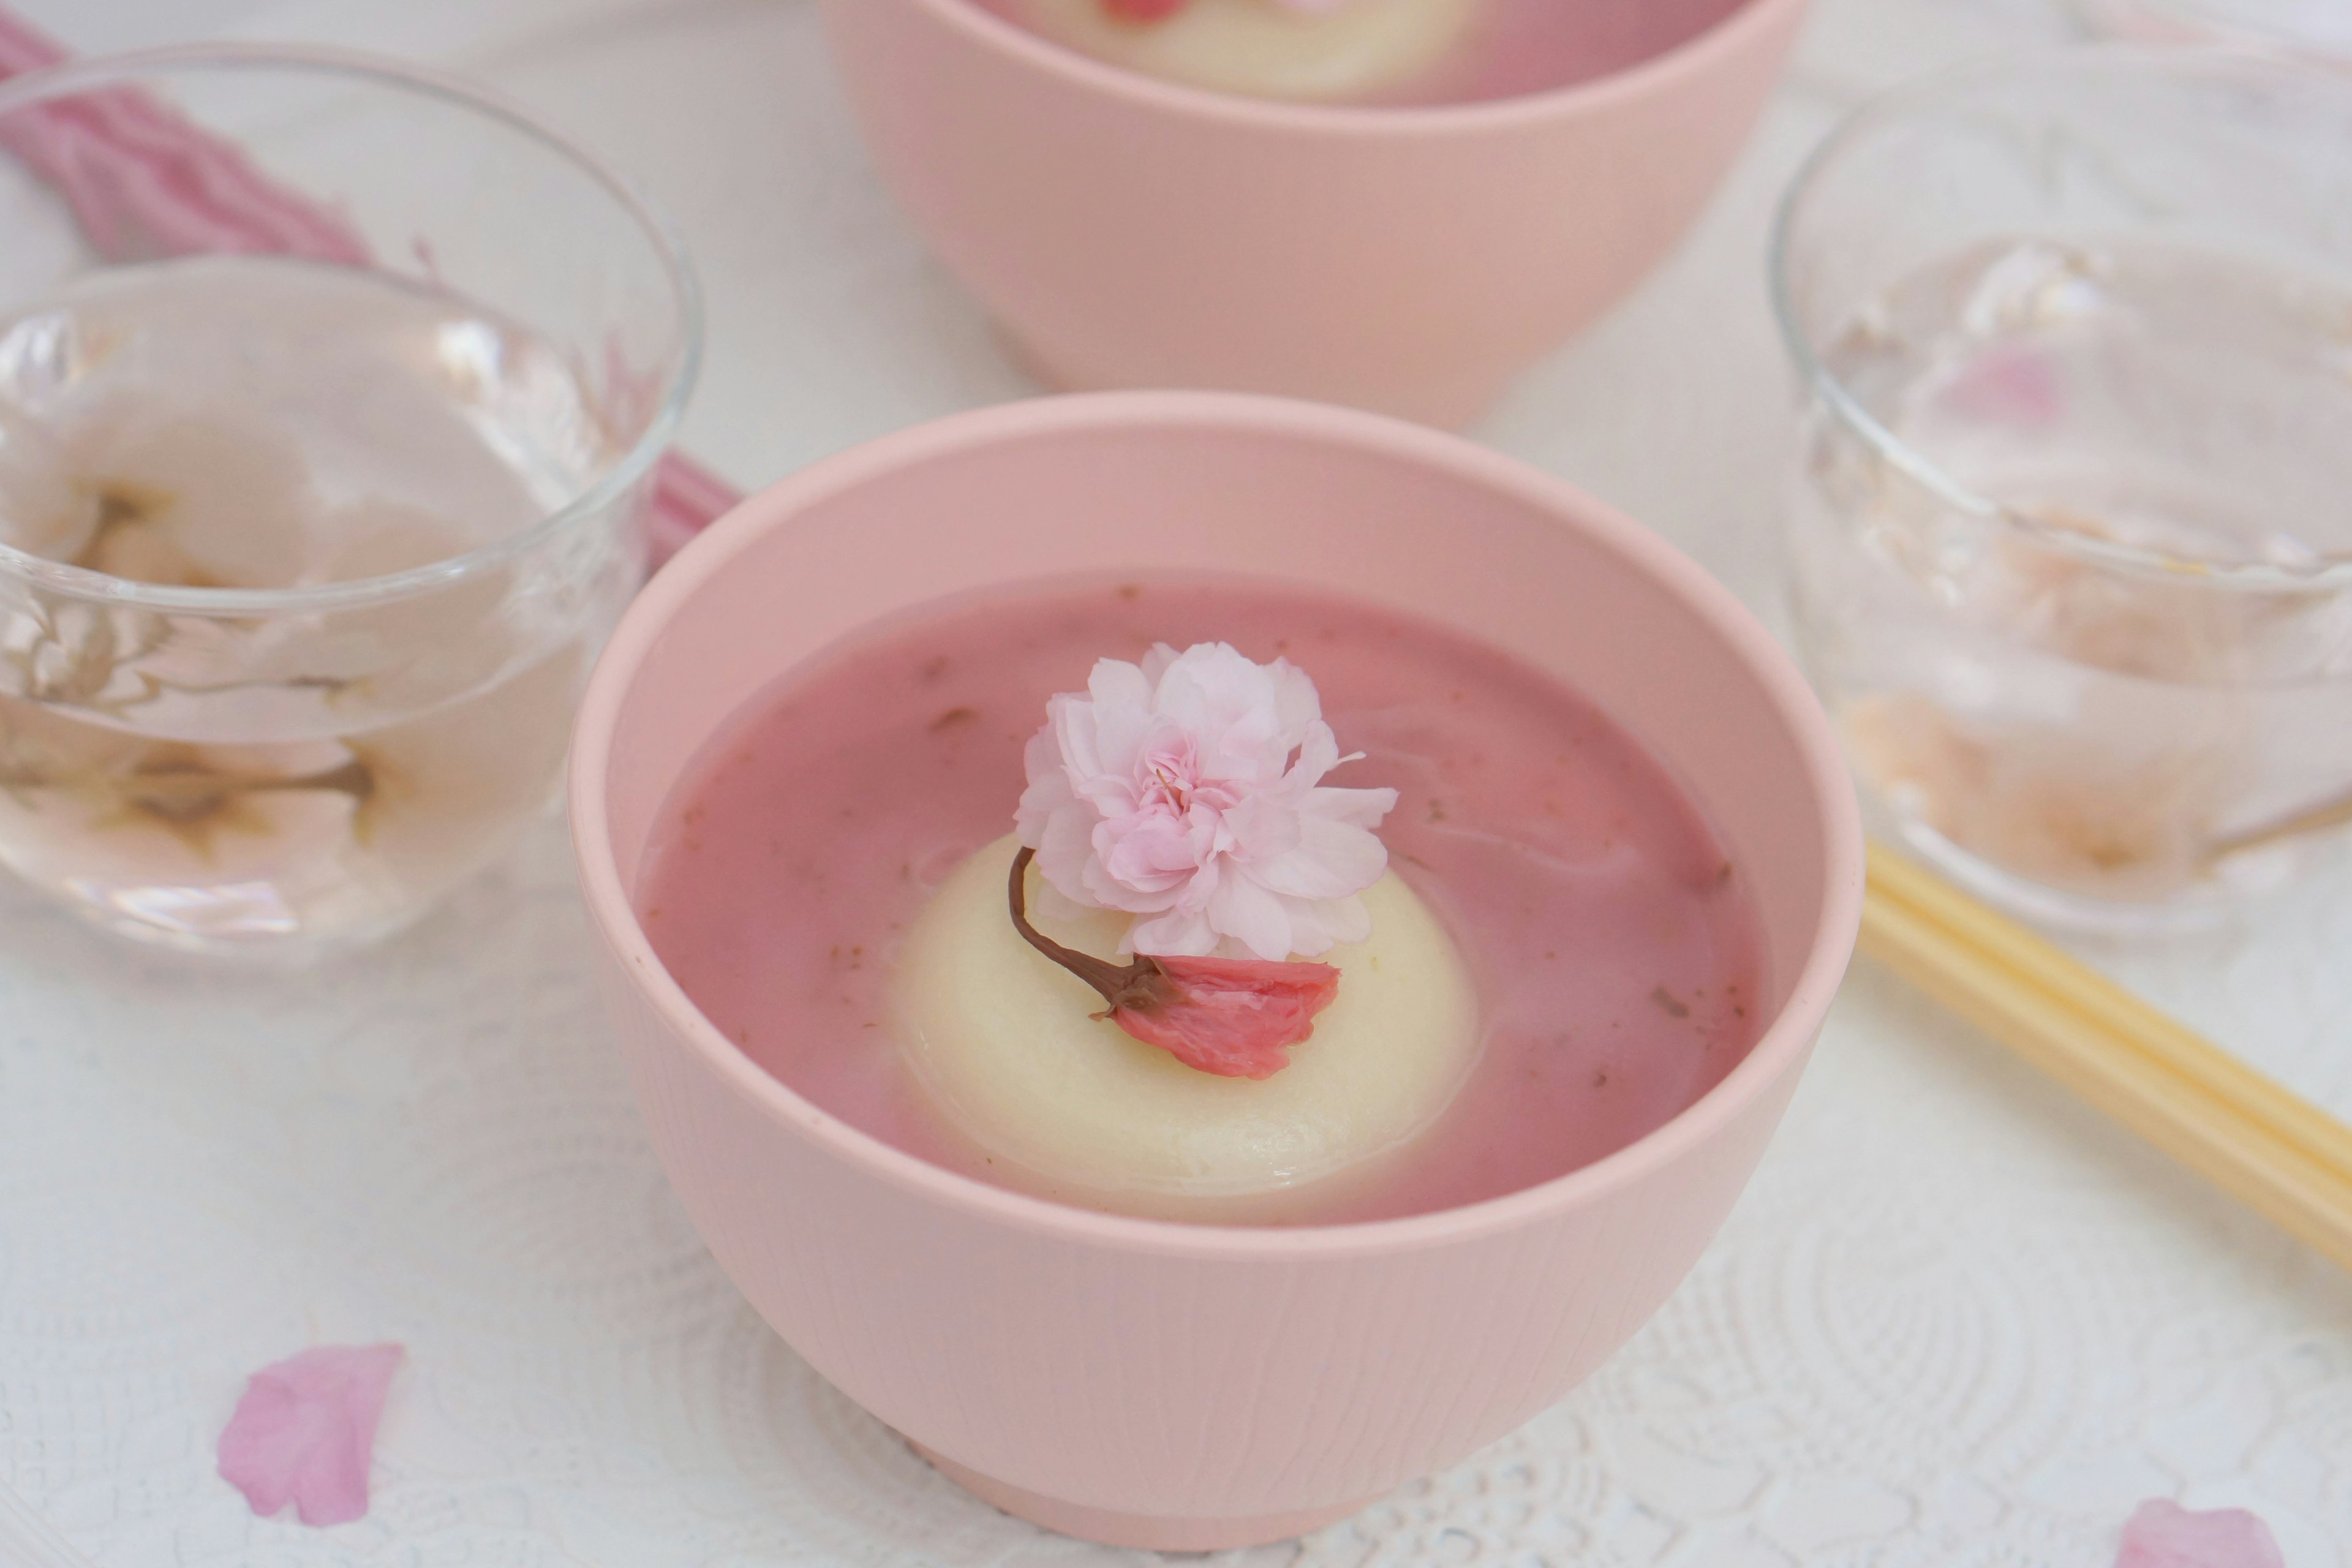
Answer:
[1863,841,2352,1271]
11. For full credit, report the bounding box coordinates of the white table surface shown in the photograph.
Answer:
[4,1,2350,1564]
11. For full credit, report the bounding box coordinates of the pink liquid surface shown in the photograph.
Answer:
[972,0,1757,105]
[637,577,1765,1224]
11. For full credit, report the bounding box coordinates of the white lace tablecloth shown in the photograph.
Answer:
[5,1,2349,1563]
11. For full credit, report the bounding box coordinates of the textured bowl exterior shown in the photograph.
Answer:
[815,0,1807,427]
[571,393,1862,1544]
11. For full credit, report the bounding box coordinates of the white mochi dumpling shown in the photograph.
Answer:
[896,832,1479,1216]
[1014,0,1479,102]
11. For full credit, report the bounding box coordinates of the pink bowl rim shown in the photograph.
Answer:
[882,0,1809,137]
[571,391,1863,1262]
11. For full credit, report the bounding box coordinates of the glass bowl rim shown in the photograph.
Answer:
[0,41,705,617]
[1766,42,2352,594]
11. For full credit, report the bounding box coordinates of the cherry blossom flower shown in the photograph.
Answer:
[1017,641,1396,962]
[217,1343,404,1528]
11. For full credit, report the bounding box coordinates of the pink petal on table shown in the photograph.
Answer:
[2116,1499,2285,1568]
[217,1344,404,1528]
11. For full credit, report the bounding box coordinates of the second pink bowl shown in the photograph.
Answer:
[571,393,1861,1550]
[817,0,1808,428]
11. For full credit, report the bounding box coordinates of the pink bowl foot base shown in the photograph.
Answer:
[910,1441,1374,1550]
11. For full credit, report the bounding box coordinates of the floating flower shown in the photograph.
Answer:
[217,1343,404,1528]
[1016,641,1396,962]
[2114,1499,2283,1568]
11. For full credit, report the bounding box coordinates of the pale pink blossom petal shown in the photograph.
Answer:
[1016,641,1398,961]
[2115,1499,2285,1568]
[217,1343,404,1528]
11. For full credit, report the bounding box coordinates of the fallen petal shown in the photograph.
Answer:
[2115,1499,2285,1568]
[1111,954,1341,1079]
[218,1343,403,1528]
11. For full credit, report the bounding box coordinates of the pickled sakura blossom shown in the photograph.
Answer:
[1100,954,1341,1078]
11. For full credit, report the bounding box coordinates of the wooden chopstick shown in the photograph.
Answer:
[1860,841,2352,1271]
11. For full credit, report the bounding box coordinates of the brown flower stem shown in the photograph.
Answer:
[1007,845,1175,1016]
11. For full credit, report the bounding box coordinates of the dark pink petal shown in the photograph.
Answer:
[1110,954,1341,1079]
[1102,0,1189,19]
[218,1344,404,1528]
[2116,1499,2285,1568]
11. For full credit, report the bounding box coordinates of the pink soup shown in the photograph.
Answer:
[636,576,1766,1224]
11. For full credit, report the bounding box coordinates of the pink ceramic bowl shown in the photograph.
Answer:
[571,393,1861,1550]
[816,0,1808,428]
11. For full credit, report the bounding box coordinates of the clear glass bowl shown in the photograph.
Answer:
[1771,47,2352,933]
[0,47,701,960]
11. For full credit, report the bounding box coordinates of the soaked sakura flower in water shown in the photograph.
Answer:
[59,397,315,589]
[217,1343,404,1528]
[1017,641,1397,962]
[2114,1499,2283,1568]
